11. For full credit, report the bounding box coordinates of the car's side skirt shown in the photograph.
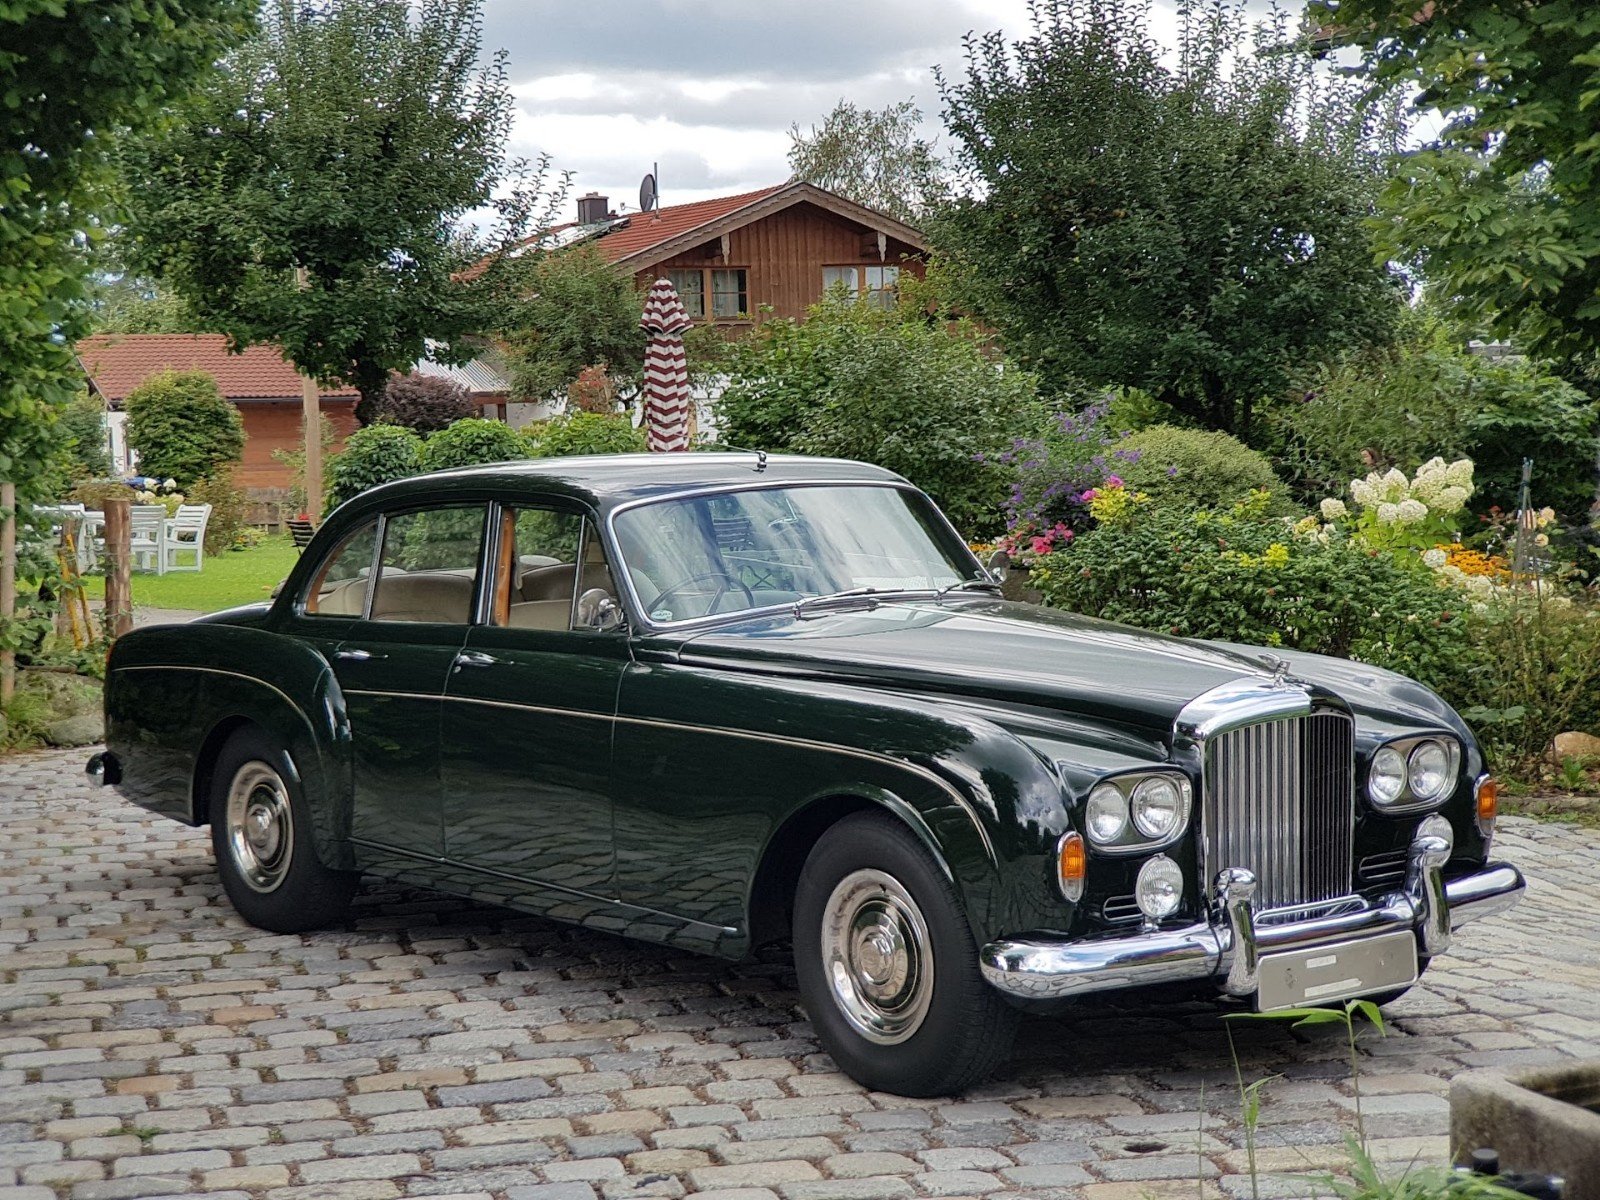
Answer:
[350,837,747,959]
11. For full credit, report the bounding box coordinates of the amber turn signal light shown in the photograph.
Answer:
[1057,832,1086,902]
[1475,776,1498,835]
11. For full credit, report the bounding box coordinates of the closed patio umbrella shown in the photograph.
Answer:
[639,278,694,452]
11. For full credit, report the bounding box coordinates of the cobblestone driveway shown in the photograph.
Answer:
[3,749,1597,1200]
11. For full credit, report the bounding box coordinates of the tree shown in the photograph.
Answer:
[932,0,1402,441]
[1313,0,1600,365]
[788,100,948,223]
[0,0,250,502]
[499,245,645,401]
[369,374,479,433]
[121,0,561,421]
[716,298,1041,532]
[124,371,246,489]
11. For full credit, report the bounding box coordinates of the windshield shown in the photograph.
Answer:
[611,484,985,624]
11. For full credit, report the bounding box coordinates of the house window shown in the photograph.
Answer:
[822,265,901,310]
[666,267,748,321]
[711,269,748,318]
[668,269,705,319]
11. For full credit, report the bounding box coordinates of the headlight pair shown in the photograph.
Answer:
[1367,736,1460,810]
[1084,771,1193,852]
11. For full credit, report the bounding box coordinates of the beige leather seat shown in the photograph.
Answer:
[520,563,576,603]
[506,599,573,630]
[370,573,473,623]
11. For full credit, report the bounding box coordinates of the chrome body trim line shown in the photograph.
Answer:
[979,856,1526,1001]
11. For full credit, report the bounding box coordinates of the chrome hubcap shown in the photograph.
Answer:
[226,762,293,893]
[820,869,933,1044]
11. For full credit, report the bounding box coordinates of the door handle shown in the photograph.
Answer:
[334,648,386,661]
[453,650,499,669]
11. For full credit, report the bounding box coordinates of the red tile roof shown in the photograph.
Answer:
[588,186,784,264]
[77,334,358,403]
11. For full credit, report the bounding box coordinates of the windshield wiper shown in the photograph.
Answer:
[793,586,883,618]
[935,577,1004,603]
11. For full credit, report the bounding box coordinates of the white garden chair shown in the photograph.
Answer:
[129,505,168,574]
[162,504,211,573]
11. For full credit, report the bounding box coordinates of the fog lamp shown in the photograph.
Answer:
[1135,854,1183,923]
[1416,813,1454,855]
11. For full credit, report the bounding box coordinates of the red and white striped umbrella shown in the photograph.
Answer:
[640,278,694,453]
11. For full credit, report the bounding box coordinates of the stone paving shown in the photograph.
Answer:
[3,747,1597,1200]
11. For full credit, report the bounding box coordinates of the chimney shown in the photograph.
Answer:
[576,192,609,224]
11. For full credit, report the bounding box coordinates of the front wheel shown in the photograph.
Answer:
[209,729,356,933]
[793,811,1017,1096]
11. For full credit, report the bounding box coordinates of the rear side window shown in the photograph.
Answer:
[369,505,488,625]
[302,522,379,618]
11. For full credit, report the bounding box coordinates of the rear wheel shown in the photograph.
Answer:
[793,811,1017,1096]
[209,728,356,933]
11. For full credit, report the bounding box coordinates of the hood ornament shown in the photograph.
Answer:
[1258,653,1294,689]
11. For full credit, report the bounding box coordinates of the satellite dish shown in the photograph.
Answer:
[639,172,658,212]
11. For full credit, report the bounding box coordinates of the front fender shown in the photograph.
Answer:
[105,625,352,867]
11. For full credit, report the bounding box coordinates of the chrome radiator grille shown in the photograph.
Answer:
[1204,712,1354,912]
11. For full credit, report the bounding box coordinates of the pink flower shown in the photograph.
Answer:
[1060,528,1073,540]
[1030,536,1052,556]
[1081,489,1099,502]
[1105,474,1124,488]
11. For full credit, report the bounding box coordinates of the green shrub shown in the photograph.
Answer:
[418,417,532,473]
[124,369,245,489]
[1111,425,1282,510]
[1277,324,1600,521]
[716,299,1041,533]
[1031,494,1471,687]
[531,411,645,457]
[326,424,424,510]
[186,471,249,555]
[59,392,112,482]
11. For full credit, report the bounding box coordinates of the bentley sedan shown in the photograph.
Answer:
[90,454,1525,1095]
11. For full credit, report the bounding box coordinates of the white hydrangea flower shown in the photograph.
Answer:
[1320,497,1348,520]
[1382,468,1409,499]
[1396,499,1428,523]
[1376,502,1400,524]
[1350,478,1378,507]
[1445,459,1473,487]
[1434,485,1470,514]
[1467,575,1495,598]
[1422,548,1448,568]
[1411,474,1442,505]
[1418,456,1448,477]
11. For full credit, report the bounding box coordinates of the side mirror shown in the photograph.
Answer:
[986,548,1011,583]
[577,588,626,633]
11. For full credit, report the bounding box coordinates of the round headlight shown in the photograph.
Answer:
[1408,740,1451,801]
[1131,775,1189,840]
[1369,745,1406,806]
[1136,855,1184,921]
[1085,783,1129,844]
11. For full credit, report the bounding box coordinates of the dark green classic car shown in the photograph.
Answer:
[90,454,1525,1095]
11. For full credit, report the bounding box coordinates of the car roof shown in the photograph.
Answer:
[342,453,911,518]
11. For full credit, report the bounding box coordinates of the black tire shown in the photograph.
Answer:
[208,728,357,933]
[793,811,1018,1096]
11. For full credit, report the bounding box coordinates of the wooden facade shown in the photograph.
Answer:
[641,201,926,325]
[234,400,360,494]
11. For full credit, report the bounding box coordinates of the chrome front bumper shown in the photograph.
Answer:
[980,839,1526,1002]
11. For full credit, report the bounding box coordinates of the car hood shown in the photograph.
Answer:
[673,599,1300,735]
[672,599,1464,740]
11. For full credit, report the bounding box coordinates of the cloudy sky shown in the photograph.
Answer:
[484,0,1200,215]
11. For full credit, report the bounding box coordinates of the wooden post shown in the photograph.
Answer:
[296,266,323,523]
[102,496,133,639]
[1,481,15,704]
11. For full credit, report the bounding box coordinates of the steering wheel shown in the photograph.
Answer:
[647,571,755,619]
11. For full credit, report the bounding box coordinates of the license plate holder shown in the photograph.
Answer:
[1255,930,1419,1011]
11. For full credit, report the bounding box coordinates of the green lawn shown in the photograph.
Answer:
[84,536,300,614]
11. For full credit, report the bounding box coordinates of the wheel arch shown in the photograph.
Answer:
[745,788,961,952]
